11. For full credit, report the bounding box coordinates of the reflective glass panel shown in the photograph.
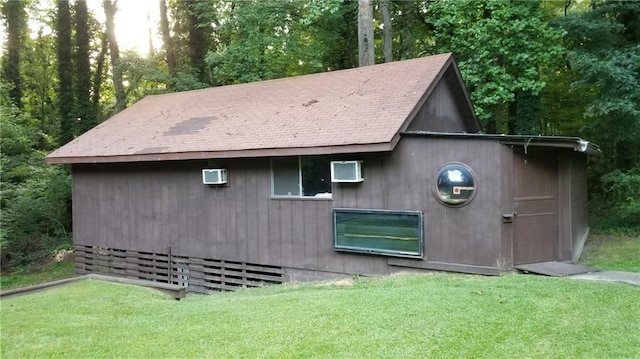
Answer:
[435,163,476,206]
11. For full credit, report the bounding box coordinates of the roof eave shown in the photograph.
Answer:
[45,142,396,164]
[401,131,602,155]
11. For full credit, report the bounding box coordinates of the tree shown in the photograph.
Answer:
[159,0,176,78]
[556,0,640,170]
[429,0,563,134]
[55,0,74,144]
[0,84,71,269]
[1,0,28,108]
[358,0,374,66]
[74,0,95,134]
[380,0,393,63]
[22,28,58,149]
[103,0,126,112]
[554,0,640,229]
[186,0,213,84]
[206,0,353,85]
[92,31,108,108]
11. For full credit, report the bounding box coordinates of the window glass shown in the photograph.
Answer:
[302,157,332,196]
[434,162,477,206]
[334,209,423,257]
[272,157,300,196]
[272,156,331,198]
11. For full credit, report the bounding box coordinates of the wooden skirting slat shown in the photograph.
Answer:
[74,244,283,293]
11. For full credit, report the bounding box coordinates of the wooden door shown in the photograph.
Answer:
[512,151,557,265]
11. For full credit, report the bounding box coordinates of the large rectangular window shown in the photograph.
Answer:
[271,156,332,198]
[334,209,423,258]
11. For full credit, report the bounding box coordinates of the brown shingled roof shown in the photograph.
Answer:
[47,53,466,164]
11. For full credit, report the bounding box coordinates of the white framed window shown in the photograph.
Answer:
[271,156,332,198]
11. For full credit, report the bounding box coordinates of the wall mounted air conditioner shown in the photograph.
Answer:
[331,161,363,183]
[202,169,227,185]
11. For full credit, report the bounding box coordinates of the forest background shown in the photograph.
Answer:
[1,0,638,271]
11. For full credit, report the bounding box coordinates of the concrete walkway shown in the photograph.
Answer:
[568,271,640,287]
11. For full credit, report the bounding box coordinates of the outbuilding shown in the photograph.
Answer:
[47,53,599,292]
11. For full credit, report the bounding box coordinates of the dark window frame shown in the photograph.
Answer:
[333,208,424,258]
[270,156,333,199]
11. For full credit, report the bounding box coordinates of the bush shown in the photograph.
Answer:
[0,91,72,271]
[0,164,71,270]
[591,166,640,233]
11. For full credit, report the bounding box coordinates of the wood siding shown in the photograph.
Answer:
[406,67,478,133]
[73,137,506,278]
[512,150,558,265]
[72,158,390,277]
[71,137,590,280]
[557,152,589,260]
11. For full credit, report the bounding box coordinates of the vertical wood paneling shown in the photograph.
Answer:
[512,150,557,265]
[279,200,294,267]
[415,137,503,266]
[245,162,259,264]
[499,145,514,269]
[557,152,571,260]
[291,201,305,268]
[267,200,282,263]
[234,163,248,262]
[303,200,319,269]
[368,155,386,209]
[256,161,271,264]
[73,134,543,278]
[162,169,179,253]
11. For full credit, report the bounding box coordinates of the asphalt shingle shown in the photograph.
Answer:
[47,53,454,164]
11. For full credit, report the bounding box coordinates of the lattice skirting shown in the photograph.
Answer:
[74,245,283,293]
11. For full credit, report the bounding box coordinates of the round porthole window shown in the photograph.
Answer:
[433,162,477,207]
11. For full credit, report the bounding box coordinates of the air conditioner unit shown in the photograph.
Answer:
[331,161,363,183]
[202,169,227,185]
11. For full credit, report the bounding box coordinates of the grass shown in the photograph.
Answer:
[0,261,76,291]
[579,233,640,272]
[1,273,639,358]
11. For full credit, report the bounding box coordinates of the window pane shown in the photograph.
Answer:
[302,156,332,197]
[334,209,422,257]
[272,157,300,196]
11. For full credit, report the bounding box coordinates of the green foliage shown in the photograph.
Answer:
[591,166,640,231]
[551,0,640,230]
[0,87,71,270]
[55,0,74,144]
[555,1,640,171]
[206,0,351,85]
[429,0,564,133]
[1,275,639,357]
[0,0,28,108]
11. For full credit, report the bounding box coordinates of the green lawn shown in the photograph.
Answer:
[0,261,76,291]
[579,233,640,272]
[1,274,638,358]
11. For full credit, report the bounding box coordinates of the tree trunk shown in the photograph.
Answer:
[159,0,176,78]
[147,9,154,57]
[358,0,374,67]
[380,0,393,63]
[187,0,212,84]
[56,0,74,144]
[92,32,108,108]
[74,0,94,134]
[103,0,126,112]
[1,0,26,108]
